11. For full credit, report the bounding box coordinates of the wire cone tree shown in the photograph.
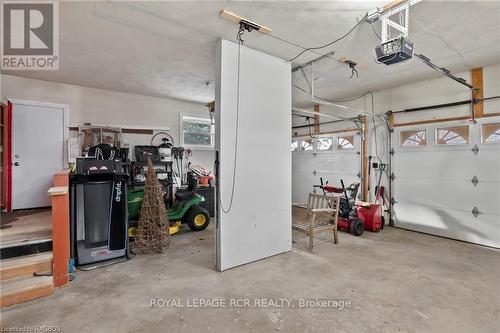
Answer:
[132,159,170,253]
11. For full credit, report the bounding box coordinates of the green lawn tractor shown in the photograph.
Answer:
[127,175,210,236]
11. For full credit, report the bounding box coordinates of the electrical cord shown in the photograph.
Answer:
[368,91,383,164]
[287,14,368,62]
[349,66,359,79]
[306,117,316,139]
[266,33,344,64]
[371,23,381,41]
[236,23,246,44]
[293,84,372,103]
[219,25,244,214]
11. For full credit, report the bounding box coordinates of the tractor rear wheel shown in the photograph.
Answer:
[349,218,364,236]
[186,206,210,231]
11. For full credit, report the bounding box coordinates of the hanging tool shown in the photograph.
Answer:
[158,138,173,162]
[372,162,387,206]
[367,155,373,196]
[185,149,192,183]
[178,147,185,184]
[171,147,180,179]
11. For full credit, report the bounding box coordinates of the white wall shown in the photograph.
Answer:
[292,62,500,203]
[1,74,215,170]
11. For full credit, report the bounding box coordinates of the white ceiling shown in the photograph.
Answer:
[4,1,500,107]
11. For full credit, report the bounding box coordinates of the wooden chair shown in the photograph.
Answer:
[292,193,340,252]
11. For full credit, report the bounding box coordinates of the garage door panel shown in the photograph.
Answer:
[394,203,500,248]
[473,182,500,214]
[293,149,359,205]
[394,149,476,179]
[393,119,500,249]
[472,148,500,180]
[292,172,358,204]
[293,153,358,173]
[292,171,316,203]
[394,178,500,215]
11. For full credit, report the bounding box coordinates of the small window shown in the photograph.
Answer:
[181,114,214,149]
[317,137,333,151]
[337,136,354,150]
[400,129,426,147]
[291,141,299,152]
[301,139,314,151]
[482,123,500,143]
[436,126,469,145]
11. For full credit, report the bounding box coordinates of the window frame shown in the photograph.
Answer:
[399,129,427,148]
[300,138,315,152]
[180,113,215,150]
[435,125,470,146]
[336,135,355,150]
[316,136,334,151]
[480,122,500,144]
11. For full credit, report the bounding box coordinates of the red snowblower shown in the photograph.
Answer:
[313,178,384,236]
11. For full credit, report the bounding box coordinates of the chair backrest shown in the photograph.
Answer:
[306,193,340,213]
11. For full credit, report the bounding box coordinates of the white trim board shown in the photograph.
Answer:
[69,123,170,132]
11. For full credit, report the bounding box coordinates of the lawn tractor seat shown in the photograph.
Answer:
[175,173,199,201]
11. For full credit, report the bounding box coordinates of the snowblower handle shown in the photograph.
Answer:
[340,179,350,208]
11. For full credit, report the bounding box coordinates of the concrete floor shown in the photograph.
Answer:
[1,224,499,333]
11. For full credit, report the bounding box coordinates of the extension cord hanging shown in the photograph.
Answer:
[219,24,245,214]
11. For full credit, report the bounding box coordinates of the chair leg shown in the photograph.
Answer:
[333,208,339,244]
[309,214,316,252]
[309,231,314,252]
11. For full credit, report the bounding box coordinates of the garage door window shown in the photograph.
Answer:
[436,126,469,145]
[337,136,354,150]
[317,137,333,151]
[400,129,426,147]
[291,140,299,152]
[481,123,500,143]
[301,139,315,151]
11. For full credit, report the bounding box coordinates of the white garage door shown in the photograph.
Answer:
[292,133,361,204]
[392,117,500,248]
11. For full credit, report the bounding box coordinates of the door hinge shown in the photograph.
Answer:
[356,172,361,178]
[389,128,395,133]
[390,173,395,181]
[390,148,395,155]
[472,206,480,218]
[471,144,479,156]
[471,175,479,187]
[390,197,396,205]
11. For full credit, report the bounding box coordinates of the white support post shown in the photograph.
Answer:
[380,0,421,43]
